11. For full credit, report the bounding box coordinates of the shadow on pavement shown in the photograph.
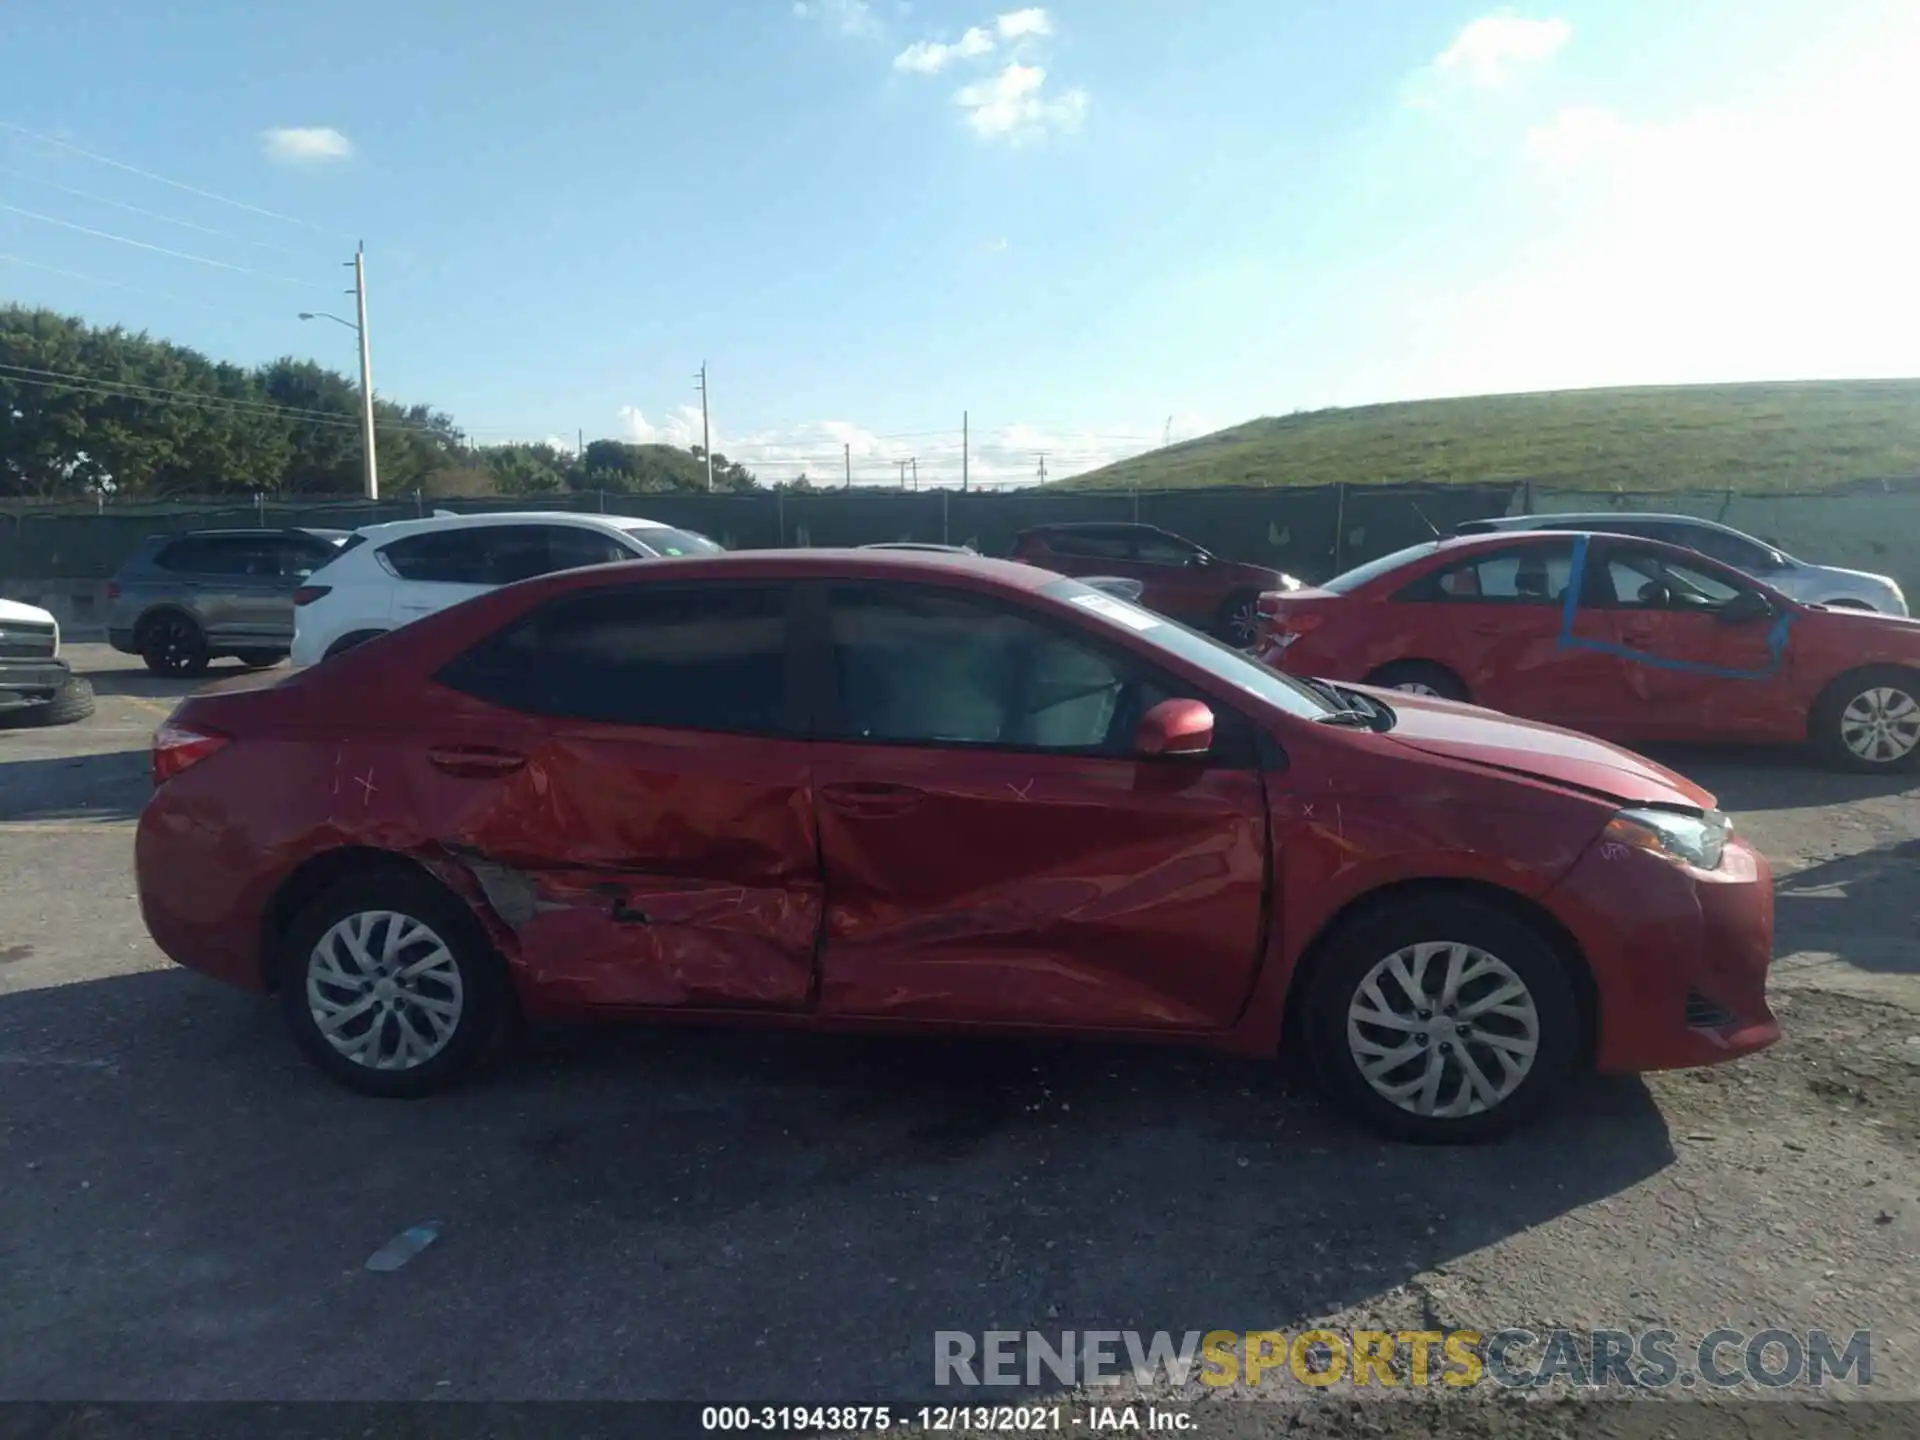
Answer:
[0,749,148,822]
[0,966,1674,1401]
[1773,839,1920,976]
[1641,743,1918,812]
[77,659,274,700]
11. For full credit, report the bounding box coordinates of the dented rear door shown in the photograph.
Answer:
[426,581,822,1011]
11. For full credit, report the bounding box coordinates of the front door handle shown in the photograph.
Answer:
[820,781,927,817]
[427,745,527,779]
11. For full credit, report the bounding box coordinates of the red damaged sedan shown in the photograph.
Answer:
[137,549,1776,1141]
[1259,531,1920,772]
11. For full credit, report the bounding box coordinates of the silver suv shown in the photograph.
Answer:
[107,528,350,676]
[1457,513,1908,615]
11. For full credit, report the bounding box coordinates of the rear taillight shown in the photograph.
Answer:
[152,720,230,786]
[293,585,332,606]
[105,581,121,601]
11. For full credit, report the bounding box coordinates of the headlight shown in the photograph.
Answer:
[1605,814,1728,867]
[1604,807,1731,870]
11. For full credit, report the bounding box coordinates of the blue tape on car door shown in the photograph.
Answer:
[1556,533,1792,680]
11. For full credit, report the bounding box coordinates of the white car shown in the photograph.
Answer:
[0,596,94,726]
[291,511,721,665]
[1457,513,1908,615]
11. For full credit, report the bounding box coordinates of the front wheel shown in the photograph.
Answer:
[1303,895,1582,1142]
[278,870,505,1097]
[1811,665,1920,772]
[1215,592,1262,649]
[140,613,209,677]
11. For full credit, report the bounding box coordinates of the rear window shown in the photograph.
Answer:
[1320,542,1443,594]
[624,526,722,558]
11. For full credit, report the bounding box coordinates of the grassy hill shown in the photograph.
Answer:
[1062,380,1920,493]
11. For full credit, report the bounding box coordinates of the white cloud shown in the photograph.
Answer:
[894,26,995,74]
[1433,11,1571,88]
[260,126,353,163]
[996,7,1052,40]
[956,62,1088,141]
[792,0,878,37]
[617,405,706,448]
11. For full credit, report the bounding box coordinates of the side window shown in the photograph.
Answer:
[1599,547,1746,611]
[440,584,789,732]
[823,585,1227,756]
[379,529,493,584]
[1672,524,1770,571]
[154,537,253,576]
[1046,531,1132,561]
[1132,532,1200,566]
[478,526,560,585]
[1400,544,1575,604]
[545,526,635,573]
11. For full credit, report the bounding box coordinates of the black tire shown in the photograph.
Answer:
[323,629,385,661]
[277,868,506,1098]
[234,649,288,669]
[1810,664,1920,773]
[0,675,97,729]
[1302,893,1582,1143]
[1215,591,1263,649]
[1364,660,1470,702]
[139,611,210,677]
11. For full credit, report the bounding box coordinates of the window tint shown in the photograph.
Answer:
[380,528,494,584]
[825,585,1196,754]
[274,535,339,577]
[1043,530,1132,561]
[440,585,789,731]
[1595,547,1746,611]
[624,525,722,558]
[1669,523,1772,570]
[1399,543,1575,603]
[1321,542,1443,594]
[153,536,256,576]
[1132,532,1200,566]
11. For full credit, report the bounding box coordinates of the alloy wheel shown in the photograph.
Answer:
[1227,599,1260,647]
[144,616,203,674]
[1345,941,1541,1119]
[305,910,465,1071]
[1839,686,1920,764]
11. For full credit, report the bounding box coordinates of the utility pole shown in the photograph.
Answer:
[844,442,851,490]
[694,362,713,491]
[350,243,378,500]
[962,410,969,492]
[1036,452,1049,485]
[577,427,584,456]
[896,459,910,489]
[1164,415,1174,447]
[910,457,918,490]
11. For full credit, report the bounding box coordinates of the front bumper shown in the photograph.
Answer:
[1548,832,1779,1073]
[0,658,72,707]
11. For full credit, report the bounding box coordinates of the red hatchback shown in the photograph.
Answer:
[1259,531,1920,772]
[137,550,1777,1141]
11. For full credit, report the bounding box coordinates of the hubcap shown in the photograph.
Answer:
[148,620,197,672]
[1393,681,1441,697]
[1346,941,1540,1119]
[306,910,463,1071]
[1839,686,1920,763]
[1229,602,1259,646]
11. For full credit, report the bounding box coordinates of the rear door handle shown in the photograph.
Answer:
[427,745,527,779]
[820,781,927,817]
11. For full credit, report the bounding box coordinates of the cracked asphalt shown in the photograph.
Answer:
[1,648,1915,1428]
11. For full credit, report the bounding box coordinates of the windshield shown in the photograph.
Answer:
[626,526,723,557]
[1320,541,1443,594]
[1040,578,1334,720]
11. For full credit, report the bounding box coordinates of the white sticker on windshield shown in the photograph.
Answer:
[1069,592,1161,631]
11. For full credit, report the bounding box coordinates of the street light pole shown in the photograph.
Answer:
[351,244,378,500]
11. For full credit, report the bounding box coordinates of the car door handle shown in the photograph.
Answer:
[819,781,927,816]
[427,745,527,779]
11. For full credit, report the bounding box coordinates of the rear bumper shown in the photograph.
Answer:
[0,658,72,704]
[1548,834,1778,1073]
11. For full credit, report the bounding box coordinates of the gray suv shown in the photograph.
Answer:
[108,528,350,675]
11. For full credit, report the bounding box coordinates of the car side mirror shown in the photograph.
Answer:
[1718,590,1775,625]
[1135,698,1214,757]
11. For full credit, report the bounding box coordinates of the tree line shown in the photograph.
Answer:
[0,305,764,500]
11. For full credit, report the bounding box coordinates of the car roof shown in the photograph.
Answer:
[1021,521,1162,535]
[1471,512,1745,534]
[145,527,351,544]
[347,510,669,541]
[1342,528,1783,583]
[501,547,1058,592]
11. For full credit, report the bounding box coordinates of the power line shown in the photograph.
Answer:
[0,121,347,237]
[0,204,323,287]
[0,251,237,312]
[0,164,309,259]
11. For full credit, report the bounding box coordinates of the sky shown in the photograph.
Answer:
[4,0,1920,487]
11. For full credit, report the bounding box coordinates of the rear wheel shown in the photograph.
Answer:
[1811,665,1920,772]
[1215,591,1262,648]
[1303,894,1581,1143]
[278,869,505,1097]
[139,612,209,677]
[1363,660,1469,702]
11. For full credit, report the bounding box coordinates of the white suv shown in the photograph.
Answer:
[291,511,721,665]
